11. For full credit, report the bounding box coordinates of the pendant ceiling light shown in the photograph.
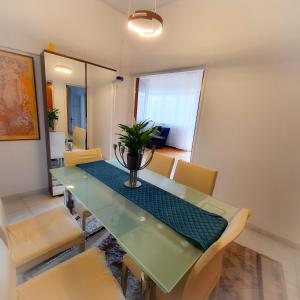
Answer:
[128,0,163,38]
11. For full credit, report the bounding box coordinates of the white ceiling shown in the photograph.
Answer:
[101,0,176,15]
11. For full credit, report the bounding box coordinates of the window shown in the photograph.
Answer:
[137,69,203,151]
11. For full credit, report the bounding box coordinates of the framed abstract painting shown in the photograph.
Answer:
[0,49,40,141]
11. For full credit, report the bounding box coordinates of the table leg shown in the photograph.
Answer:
[64,189,74,214]
[141,273,155,300]
[82,210,92,232]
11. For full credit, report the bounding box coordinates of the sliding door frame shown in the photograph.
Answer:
[133,77,140,123]
[41,50,116,195]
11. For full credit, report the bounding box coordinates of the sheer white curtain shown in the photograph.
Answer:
[137,70,203,151]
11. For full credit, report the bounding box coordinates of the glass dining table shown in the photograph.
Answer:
[50,160,239,298]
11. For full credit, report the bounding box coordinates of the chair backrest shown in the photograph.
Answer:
[49,131,65,159]
[64,148,103,167]
[0,239,16,300]
[146,152,175,178]
[0,198,8,245]
[182,208,250,300]
[173,160,218,196]
[73,127,86,149]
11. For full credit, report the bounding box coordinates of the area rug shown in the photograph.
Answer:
[75,214,105,238]
[99,235,287,300]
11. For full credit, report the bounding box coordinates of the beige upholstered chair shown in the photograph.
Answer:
[64,148,103,231]
[122,208,250,300]
[64,148,103,167]
[146,152,175,178]
[0,239,125,300]
[173,160,218,196]
[0,198,84,275]
[72,127,86,150]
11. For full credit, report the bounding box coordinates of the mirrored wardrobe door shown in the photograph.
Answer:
[43,52,86,195]
[87,64,116,159]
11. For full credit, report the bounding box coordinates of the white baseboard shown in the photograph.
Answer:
[247,223,300,250]
[2,188,49,201]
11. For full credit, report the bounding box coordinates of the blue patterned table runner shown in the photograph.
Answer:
[77,161,228,251]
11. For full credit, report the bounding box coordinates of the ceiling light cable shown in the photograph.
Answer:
[128,0,132,16]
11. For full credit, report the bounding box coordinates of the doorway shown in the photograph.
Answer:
[135,69,204,163]
[66,85,86,136]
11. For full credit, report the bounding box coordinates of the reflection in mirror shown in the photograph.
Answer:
[43,51,117,196]
[87,64,116,159]
[44,52,86,195]
[44,52,86,140]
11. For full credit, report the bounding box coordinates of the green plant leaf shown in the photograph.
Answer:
[116,120,157,154]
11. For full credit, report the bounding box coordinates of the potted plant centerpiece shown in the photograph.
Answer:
[48,108,59,131]
[113,120,157,188]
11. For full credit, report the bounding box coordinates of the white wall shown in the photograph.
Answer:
[0,50,48,197]
[89,83,115,159]
[112,76,134,143]
[88,74,133,158]
[0,0,131,70]
[193,61,300,244]
[126,0,300,244]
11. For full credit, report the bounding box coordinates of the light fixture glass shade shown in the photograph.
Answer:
[128,10,163,37]
[54,65,72,74]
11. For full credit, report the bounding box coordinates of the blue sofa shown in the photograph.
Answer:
[148,126,170,149]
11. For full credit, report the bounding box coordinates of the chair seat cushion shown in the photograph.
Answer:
[17,248,125,300]
[7,206,83,269]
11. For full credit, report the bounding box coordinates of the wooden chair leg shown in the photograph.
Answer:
[121,263,129,296]
[141,273,155,300]
[79,235,85,253]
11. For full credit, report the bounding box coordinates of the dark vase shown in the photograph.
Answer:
[127,153,139,170]
[113,143,155,189]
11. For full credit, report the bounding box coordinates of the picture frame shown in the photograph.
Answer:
[0,49,40,141]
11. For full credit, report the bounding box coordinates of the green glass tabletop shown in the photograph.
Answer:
[50,160,239,293]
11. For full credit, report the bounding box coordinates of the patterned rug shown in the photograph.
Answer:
[99,235,287,300]
[75,214,105,238]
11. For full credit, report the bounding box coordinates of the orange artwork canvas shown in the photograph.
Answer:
[0,50,39,141]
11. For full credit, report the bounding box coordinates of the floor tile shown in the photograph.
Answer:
[286,282,300,300]
[236,227,263,253]
[22,194,64,215]
[6,210,33,224]
[21,192,53,204]
[2,198,28,215]
[237,227,300,299]
[296,266,300,291]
